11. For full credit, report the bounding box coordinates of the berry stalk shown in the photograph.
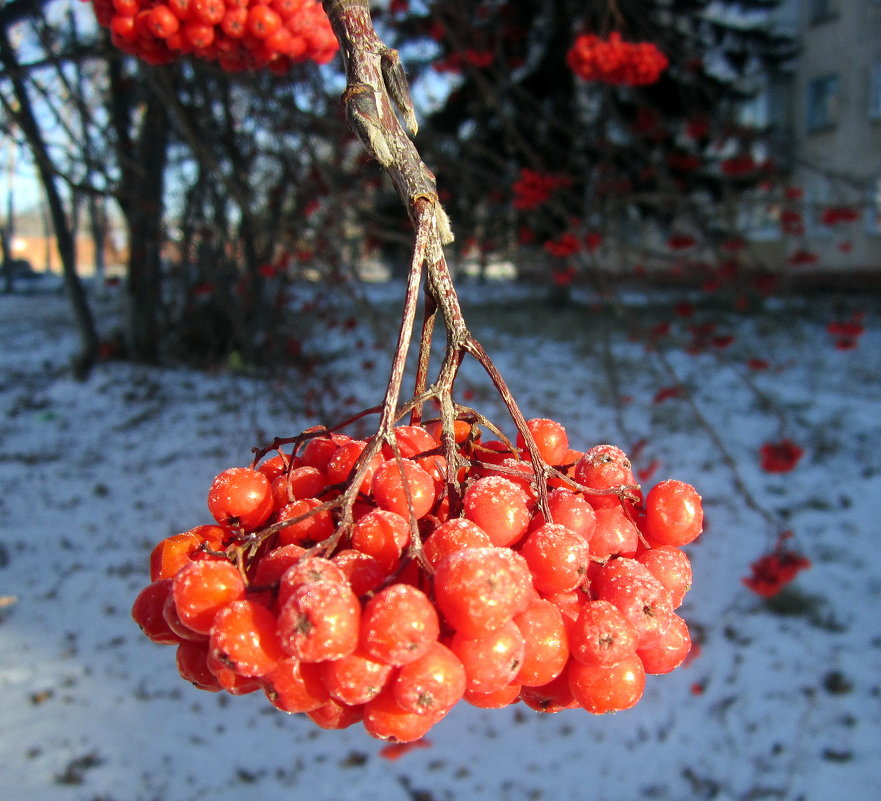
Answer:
[321,0,568,527]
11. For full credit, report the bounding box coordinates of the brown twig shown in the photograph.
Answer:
[243,0,612,568]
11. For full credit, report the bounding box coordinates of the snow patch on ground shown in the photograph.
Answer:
[1,283,880,801]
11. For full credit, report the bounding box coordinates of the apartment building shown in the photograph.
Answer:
[764,0,881,271]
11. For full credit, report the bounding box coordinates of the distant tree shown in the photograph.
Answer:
[377,0,795,289]
[0,0,100,376]
[1,0,797,372]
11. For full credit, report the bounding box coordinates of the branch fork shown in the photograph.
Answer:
[228,1,643,578]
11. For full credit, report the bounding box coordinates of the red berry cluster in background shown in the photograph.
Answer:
[132,417,703,742]
[759,438,804,473]
[827,312,866,350]
[511,168,572,211]
[566,32,668,86]
[819,206,860,226]
[89,0,337,71]
[742,532,811,598]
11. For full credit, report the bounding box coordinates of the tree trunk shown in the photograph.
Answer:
[109,59,169,364]
[88,194,107,287]
[122,95,168,364]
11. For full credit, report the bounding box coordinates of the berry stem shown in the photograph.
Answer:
[320,0,575,533]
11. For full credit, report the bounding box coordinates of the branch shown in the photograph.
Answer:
[322,0,452,244]
[308,0,583,543]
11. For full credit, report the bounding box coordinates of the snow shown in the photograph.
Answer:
[1,280,880,801]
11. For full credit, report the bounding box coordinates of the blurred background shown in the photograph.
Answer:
[1,0,878,375]
[1,2,880,800]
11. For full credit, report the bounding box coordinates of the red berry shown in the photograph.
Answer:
[433,546,533,637]
[300,432,350,471]
[205,649,262,695]
[464,680,522,709]
[519,665,578,713]
[190,0,225,25]
[262,656,329,712]
[544,587,588,622]
[371,458,436,519]
[207,467,273,530]
[221,7,248,38]
[332,549,387,596]
[257,452,292,482]
[132,579,181,644]
[518,522,590,594]
[637,612,692,674]
[147,5,179,38]
[182,20,215,49]
[450,619,526,693]
[512,598,569,687]
[247,4,282,39]
[274,497,334,546]
[306,697,364,730]
[270,464,327,506]
[251,543,307,587]
[462,476,531,547]
[172,560,246,635]
[422,518,492,568]
[112,0,139,15]
[162,590,207,642]
[644,480,703,546]
[568,599,638,667]
[277,556,347,606]
[326,439,383,493]
[574,444,634,507]
[109,14,137,43]
[637,545,692,607]
[350,509,411,571]
[568,653,646,713]
[362,686,441,743]
[360,584,439,666]
[392,641,466,715]
[516,417,569,464]
[383,425,436,459]
[319,648,394,705]
[150,525,224,581]
[176,640,221,691]
[544,488,596,542]
[209,598,284,677]
[590,506,639,559]
[166,0,189,17]
[277,580,360,662]
[593,559,674,648]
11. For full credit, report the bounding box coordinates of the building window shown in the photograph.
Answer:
[870,62,881,120]
[806,74,839,132]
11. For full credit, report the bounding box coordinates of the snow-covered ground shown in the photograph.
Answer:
[1,280,880,801]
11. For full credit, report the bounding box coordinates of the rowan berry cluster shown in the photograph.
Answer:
[132,416,703,742]
[511,169,571,211]
[759,439,804,473]
[743,547,811,597]
[819,206,860,226]
[827,313,866,350]
[89,0,337,70]
[566,32,668,86]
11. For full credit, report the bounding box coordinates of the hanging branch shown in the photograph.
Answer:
[309,0,634,539]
